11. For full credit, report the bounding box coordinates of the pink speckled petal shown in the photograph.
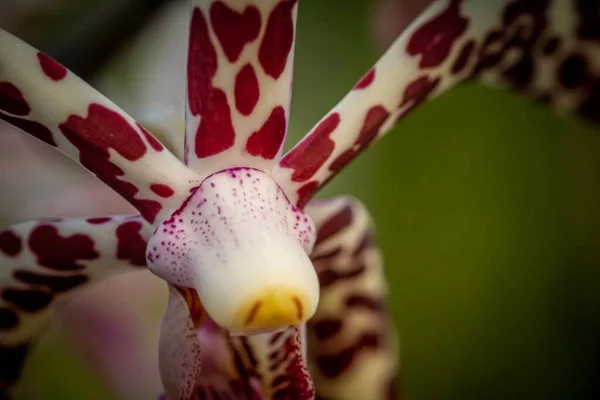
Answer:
[159,285,202,400]
[147,168,319,335]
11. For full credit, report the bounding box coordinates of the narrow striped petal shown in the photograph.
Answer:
[193,319,259,399]
[0,30,200,224]
[230,325,315,399]
[185,0,298,176]
[305,197,400,400]
[0,214,149,394]
[273,0,599,207]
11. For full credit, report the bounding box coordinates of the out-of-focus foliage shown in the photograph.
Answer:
[1,0,599,399]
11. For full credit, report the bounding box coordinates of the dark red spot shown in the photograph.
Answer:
[0,231,22,257]
[353,230,375,256]
[86,217,111,224]
[246,106,286,159]
[329,105,389,174]
[59,104,162,222]
[188,8,236,158]
[317,264,367,288]
[13,270,88,293]
[470,31,503,74]
[194,90,236,158]
[150,184,175,198]
[315,205,353,245]
[238,336,258,368]
[29,225,99,270]
[0,308,19,330]
[542,36,560,55]
[280,112,340,182]
[60,104,147,160]
[451,40,475,74]
[37,52,67,81]
[210,1,261,62]
[0,343,29,385]
[116,221,148,267]
[235,64,260,116]
[345,295,383,311]
[406,0,468,68]
[0,112,56,146]
[558,53,589,89]
[315,333,379,378]
[188,8,217,115]
[311,247,342,263]
[271,374,292,389]
[353,68,375,90]
[0,82,30,116]
[399,75,441,117]
[352,106,389,148]
[296,181,319,209]
[311,318,342,340]
[258,0,297,79]
[269,331,285,345]
[2,288,53,312]
[139,123,164,151]
[0,81,56,146]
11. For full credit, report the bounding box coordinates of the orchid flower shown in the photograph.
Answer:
[0,0,598,399]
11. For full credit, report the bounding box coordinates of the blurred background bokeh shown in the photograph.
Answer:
[1,0,599,399]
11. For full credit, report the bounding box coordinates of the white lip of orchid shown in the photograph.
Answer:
[146,167,319,335]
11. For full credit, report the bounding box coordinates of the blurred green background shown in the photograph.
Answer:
[2,0,600,399]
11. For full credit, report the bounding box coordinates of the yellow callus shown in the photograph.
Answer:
[235,288,308,332]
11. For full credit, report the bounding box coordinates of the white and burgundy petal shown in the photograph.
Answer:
[193,317,259,399]
[160,286,258,400]
[159,285,203,400]
[0,30,201,224]
[305,197,400,400]
[147,168,319,335]
[230,325,315,399]
[185,0,298,176]
[0,214,149,394]
[273,0,600,207]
